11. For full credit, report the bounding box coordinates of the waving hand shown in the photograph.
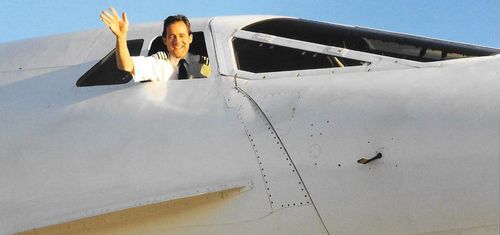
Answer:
[98,7,134,73]
[99,8,128,39]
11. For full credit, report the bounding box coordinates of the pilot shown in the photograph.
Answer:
[99,8,210,82]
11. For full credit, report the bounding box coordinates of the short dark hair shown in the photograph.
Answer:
[162,15,191,37]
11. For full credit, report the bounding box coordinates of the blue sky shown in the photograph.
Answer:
[0,0,499,47]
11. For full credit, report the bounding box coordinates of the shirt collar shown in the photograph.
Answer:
[182,53,194,65]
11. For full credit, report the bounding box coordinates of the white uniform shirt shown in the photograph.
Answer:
[131,51,175,82]
[131,52,209,82]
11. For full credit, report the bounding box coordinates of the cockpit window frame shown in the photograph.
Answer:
[230,29,429,78]
[232,36,369,74]
[241,18,500,63]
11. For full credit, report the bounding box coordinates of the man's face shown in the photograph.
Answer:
[163,21,192,59]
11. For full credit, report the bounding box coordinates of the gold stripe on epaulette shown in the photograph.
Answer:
[199,56,209,65]
[153,51,168,60]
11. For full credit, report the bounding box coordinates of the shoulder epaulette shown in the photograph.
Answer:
[199,55,209,65]
[153,51,169,60]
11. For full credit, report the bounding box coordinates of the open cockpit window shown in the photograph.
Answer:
[242,18,500,62]
[76,39,144,87]
[233,38,365,73]
[144,32,210,80]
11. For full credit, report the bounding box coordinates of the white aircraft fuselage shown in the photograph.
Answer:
[0,16,499,235]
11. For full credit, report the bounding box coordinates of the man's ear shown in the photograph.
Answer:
[162,36,168,46]
[188,34,193,44]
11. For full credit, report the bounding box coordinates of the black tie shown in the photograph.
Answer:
[178,59,188,80]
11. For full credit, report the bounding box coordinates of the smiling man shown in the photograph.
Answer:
[99,8,210,81]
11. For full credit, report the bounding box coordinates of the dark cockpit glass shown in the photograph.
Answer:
[242,18,500,62]
[76,39,144,87]
[233,38,365,73]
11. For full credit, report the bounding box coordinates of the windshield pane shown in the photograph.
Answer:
[233,38,366,73]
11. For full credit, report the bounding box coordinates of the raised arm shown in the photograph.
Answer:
[99,8,135,74]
